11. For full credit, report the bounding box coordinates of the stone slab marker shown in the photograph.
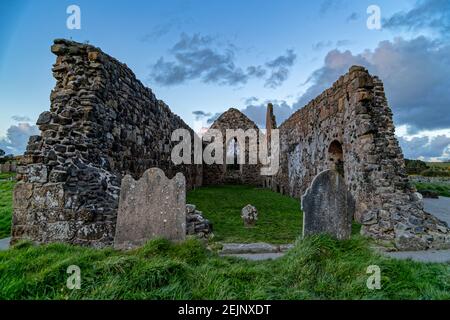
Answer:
[301,169,355,240]
[114,168,186,250]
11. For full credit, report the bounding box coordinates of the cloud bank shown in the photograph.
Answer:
[232,36,450,160]
[384,0,450,37]
[149,33,296,88]
[398,135,450,161]
[0,123,39,155]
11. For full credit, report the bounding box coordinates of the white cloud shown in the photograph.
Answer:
[0,123,39,155]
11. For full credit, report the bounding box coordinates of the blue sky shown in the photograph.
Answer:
[1,0,450,160]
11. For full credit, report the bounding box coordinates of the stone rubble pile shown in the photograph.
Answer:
[186,204,213,239]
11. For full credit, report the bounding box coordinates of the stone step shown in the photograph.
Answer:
[383,249,450,263]
[0,237,11,251]
[219,242,294,254]
[221,253,285,261]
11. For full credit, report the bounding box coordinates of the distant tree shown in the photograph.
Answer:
[0,148,5,157]
[420,168,450,177]
[404,159,429,175]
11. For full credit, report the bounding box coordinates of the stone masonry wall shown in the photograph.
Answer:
[202,108,263,186]
[12,39,202,247]
[273,66,450,250]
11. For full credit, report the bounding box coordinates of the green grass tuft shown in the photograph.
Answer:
[0,173,16,180]
[414,182,450,198]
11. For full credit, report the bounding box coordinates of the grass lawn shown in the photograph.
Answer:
[0,179,15,238]
[187,185,301,244]
[0,172,16,180]
[414,182,450,198]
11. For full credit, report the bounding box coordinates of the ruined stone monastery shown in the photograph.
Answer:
[11,39,450,251]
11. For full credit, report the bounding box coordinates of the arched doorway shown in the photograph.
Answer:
[328,140,344,175]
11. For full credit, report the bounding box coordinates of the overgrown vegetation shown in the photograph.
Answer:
[0,179,15,238]
[187,185,301,244]
[414,182,450,198]
[0,172,16,180]
[405,159,450,177]
[0,236,449,300]
[405,159,429,175]
[427,162,450,169]
[419,169,450,177]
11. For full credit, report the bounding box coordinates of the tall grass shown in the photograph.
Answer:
[0,236,449,300]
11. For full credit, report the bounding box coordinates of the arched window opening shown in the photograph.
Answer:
[226,137,240,171]
[328,140,344,175]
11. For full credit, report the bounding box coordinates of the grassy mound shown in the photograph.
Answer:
[187,185,301,244]
[0,236,449,300]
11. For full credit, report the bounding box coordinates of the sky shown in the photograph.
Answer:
[1,0,450,161]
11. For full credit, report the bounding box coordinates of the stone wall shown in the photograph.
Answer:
[408,176,450,185]
[0,156,20,173]
[12,39,202,247]
[0,161,17,173]
[272,66,450,250]
[202,108,263,186]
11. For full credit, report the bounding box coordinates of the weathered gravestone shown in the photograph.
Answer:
[301,169,355,240]
[241,204,258,227]
[114,168,186,250]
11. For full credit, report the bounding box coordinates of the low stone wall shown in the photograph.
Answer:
[408,176,450,185]
[0,161,17,173]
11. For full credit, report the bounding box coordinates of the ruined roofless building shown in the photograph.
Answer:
[11,39,450,250]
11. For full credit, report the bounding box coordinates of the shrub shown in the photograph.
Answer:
[404,159,429,175]
[420,169,450,177]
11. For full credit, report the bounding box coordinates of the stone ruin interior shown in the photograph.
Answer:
[11,39,450,251]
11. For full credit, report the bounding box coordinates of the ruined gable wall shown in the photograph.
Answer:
[12,39,202,247]
[202,108,263,186]
[274,66,450,250]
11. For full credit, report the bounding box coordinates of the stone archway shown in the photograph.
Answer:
[328,140,344,175]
